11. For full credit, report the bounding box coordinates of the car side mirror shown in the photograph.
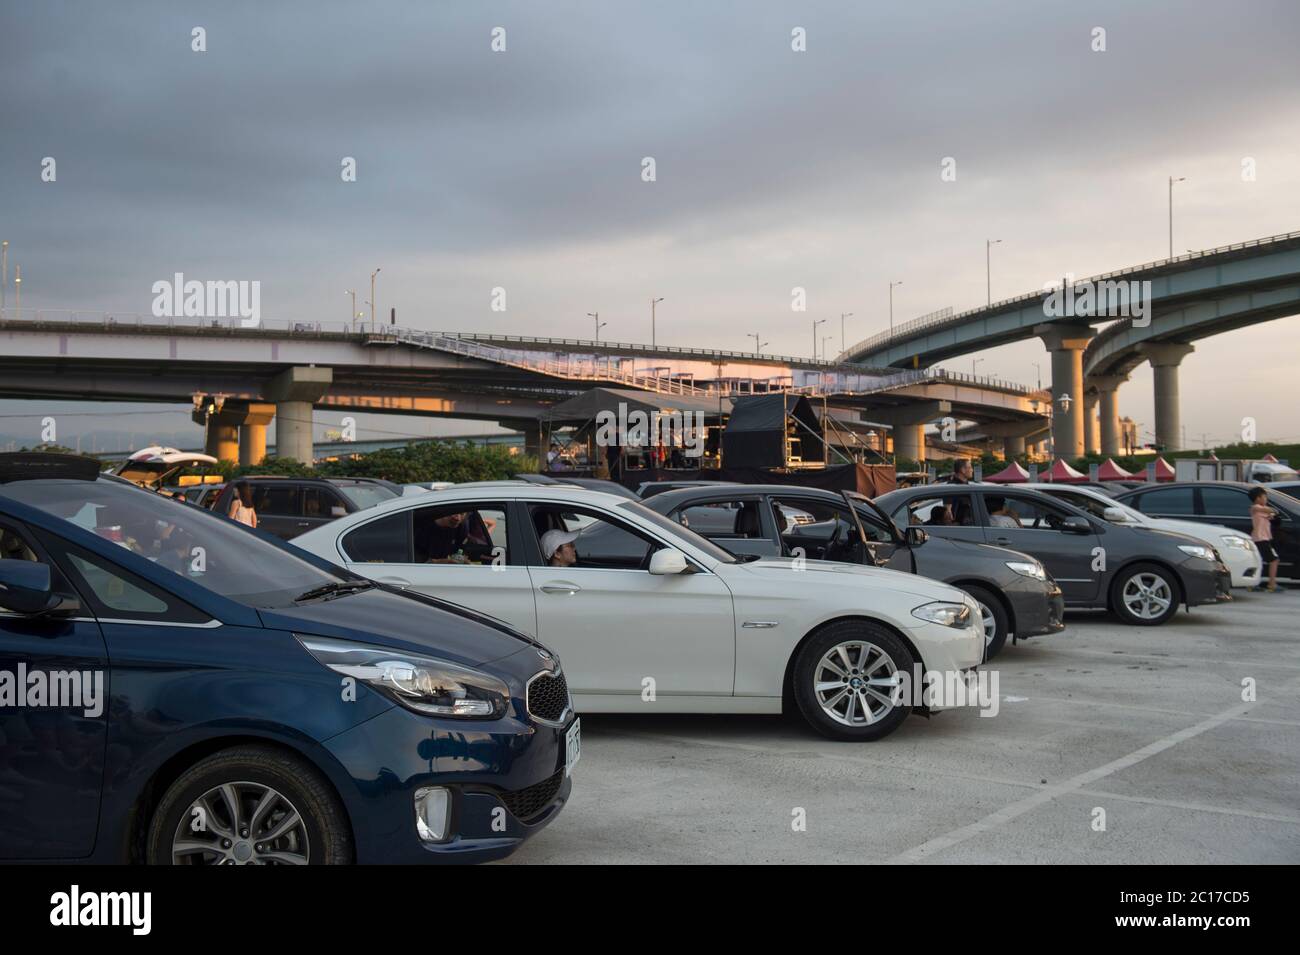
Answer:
[1061,516,1092,534]
[648,548,690,575]
[330,506,348,518]
[1102,507,1129,523]
[0,559,60,615]
[905,526,929,546]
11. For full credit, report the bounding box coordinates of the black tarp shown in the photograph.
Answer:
[721,394,824,468]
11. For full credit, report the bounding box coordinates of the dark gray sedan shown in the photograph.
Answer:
[642,484,1065,659]
[875,483,1232,625]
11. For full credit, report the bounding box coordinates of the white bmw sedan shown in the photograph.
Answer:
[292,483,985,741]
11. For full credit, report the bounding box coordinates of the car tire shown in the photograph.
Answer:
[792,620,915,742]
[1109,562,1180,626]
[146,744,353,865]
[962,584,1008,661]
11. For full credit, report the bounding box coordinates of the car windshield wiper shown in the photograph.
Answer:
[293,580,376,603]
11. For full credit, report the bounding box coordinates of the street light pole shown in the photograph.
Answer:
[750,333,768,353]
[1168,176,1185,258]
[651,297,663,347]
[588,311,605,340]
[346,290,356,327]
[1,241,7,312]
[889,281,902,334]
[813,318,826,359]
[370,268,381,332]
[986,239,1002,306]
[839,311,853,353]
[13,265,20,317]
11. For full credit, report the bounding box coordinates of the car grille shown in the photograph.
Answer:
[526,670,570,724]
[499,769,564,823]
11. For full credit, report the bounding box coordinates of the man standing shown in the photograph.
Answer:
[942,458,975,525]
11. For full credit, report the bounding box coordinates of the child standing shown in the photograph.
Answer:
[1249,487,1280,593]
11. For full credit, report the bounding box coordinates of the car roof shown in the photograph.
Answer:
[644,484,842,509]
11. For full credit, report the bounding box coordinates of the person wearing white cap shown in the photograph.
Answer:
[540,529,579,567]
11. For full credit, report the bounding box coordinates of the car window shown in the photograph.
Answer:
[617,501,738,564]
[65,552,172,615]
[529,504,658,569]
[1198,487,1250,517]
[253,484,299,516]
[891,492,978,529]
[1049,490,1108,519]
[302,487,346,519]
[412,503,507,565]
[342,510,413,563]
[1134,486,1195,515]
[988,494,1071,530]
[4,479,344,609]
[335,483,399,510]
[676,500,765,539]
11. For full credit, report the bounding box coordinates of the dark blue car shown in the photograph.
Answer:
[0,454,577,864]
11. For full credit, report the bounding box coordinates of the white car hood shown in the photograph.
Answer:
[1142,517,1248,544]
[735,557,968,603]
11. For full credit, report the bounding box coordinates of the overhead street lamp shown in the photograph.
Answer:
[650,297,664,347]
[840,311,853,352]
[1168,176,1186,258]
[986,239,1002,306]
[889,281,903,335]
[370,268,382,331]
[588,311,606,340]
[1,240,7,312]
[813,317,826,359]
[750,333,768,353]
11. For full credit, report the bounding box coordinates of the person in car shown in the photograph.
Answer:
[986,496,1020,528]
[540,529,578,568]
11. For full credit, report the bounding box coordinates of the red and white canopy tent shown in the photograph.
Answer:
[1096,458,1135,480]
[984,461,1032,483]
[1042,458,1088,483]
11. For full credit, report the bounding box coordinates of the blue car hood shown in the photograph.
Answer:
[257,586,535,668]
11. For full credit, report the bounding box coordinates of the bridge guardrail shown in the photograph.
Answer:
[843,228,1300,360]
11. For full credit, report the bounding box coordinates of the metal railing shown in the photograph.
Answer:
[0,307,1047,400]
[841,228,1300,359]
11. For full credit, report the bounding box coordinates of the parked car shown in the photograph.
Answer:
[211,476,400,539]
[641,484,1065,659]
[0,453,574,864]
[165,483,226,509]
[515,473,642,499]
[875,483,1232,625]
[1269,480,1300,500]
[1034,483,1262,588]
[1114,481,1300,581]
[637,479,737,499]
[294,484,986,741]
[113,446,219,490]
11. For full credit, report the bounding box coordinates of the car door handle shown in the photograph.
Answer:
[540,583,581,595]
[992,537,1012,546]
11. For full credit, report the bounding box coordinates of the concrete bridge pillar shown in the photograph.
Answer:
[871,401,952,465]
[499,418,543,472]
[204,420,240,464]
[266,367,333,466]
[1089,375,1128,457]
[1084,392,1100,455]
[1138,343,1194,451]
[1035,324,1096,459]
[1002,435,1026,459]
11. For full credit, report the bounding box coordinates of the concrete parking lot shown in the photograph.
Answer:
[509,589,1300,864]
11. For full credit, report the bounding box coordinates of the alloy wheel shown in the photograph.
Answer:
[1121,573,1173,620]
[813,640,902,726]
[171,781,311,865]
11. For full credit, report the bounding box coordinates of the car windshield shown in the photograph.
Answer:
[2,479,344,608]
[615,499,738,563]
[335,483,399,509]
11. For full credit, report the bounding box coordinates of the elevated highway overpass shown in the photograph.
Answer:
[840,231,1300,455]
[0,310,1047,464]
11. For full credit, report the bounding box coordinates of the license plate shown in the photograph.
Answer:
[564,718,581,777]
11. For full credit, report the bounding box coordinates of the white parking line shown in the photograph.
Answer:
[888,699,1257,864]
[1076,787,1300,826]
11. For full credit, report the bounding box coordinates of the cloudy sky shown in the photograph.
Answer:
[2,0,1298,450]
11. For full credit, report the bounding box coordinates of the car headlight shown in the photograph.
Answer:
[1178,544,1215,562]
[1005,560,1047,580]
[1220,535,1253,552]
[297,635,509,719]
[911,601,974,628]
